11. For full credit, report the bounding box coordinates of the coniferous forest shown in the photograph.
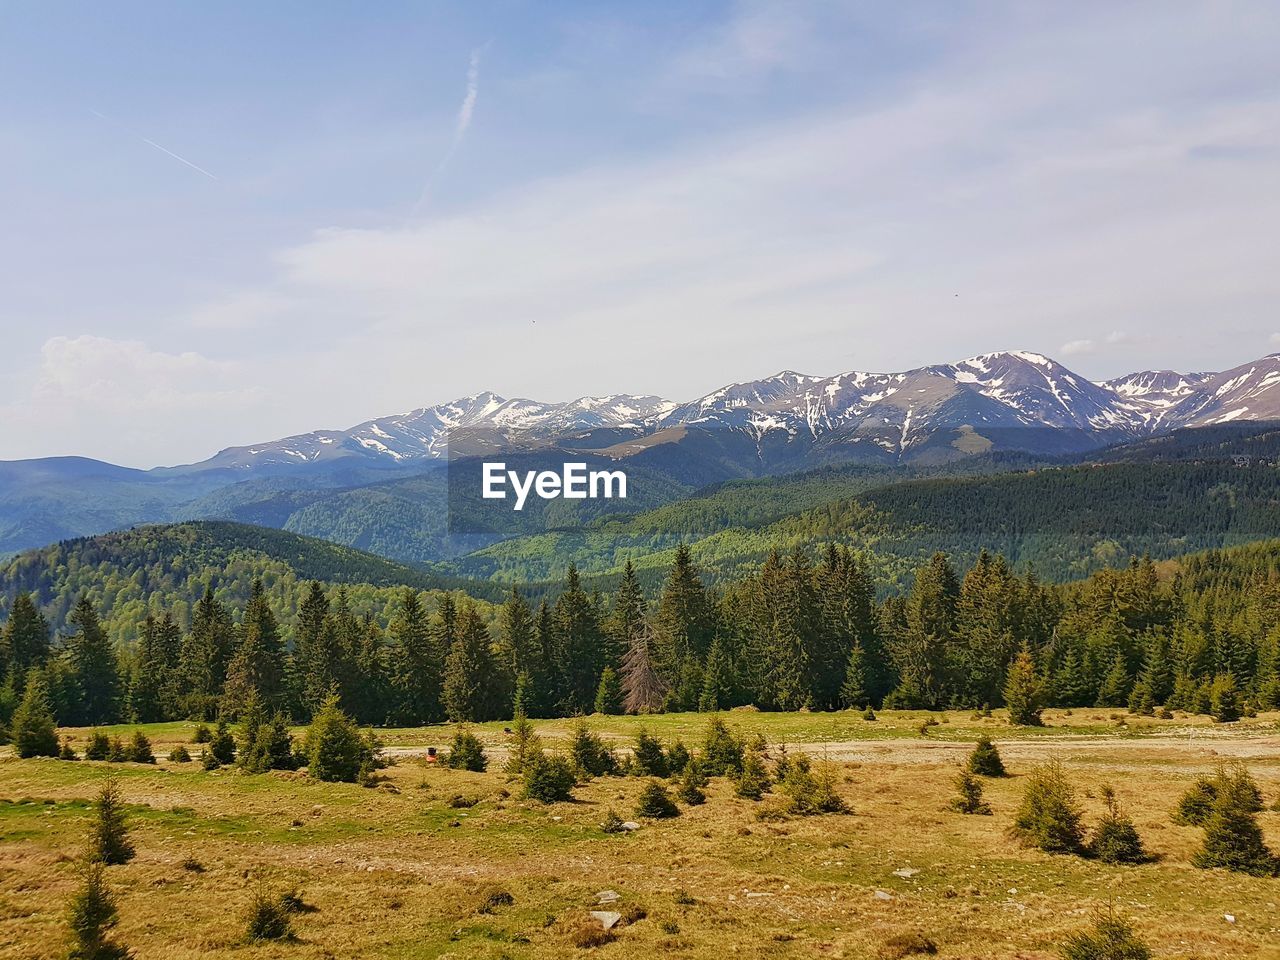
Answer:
[3,533,1277,733]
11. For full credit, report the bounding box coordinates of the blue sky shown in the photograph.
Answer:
[2,1,1279,466]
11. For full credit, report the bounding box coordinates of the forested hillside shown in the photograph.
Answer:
[0,522,502,645]
[3,519,1278,732]
[458,460,1280,586]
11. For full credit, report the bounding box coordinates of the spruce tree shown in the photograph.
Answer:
[1208,673,1242,723]
[223,579,285,714]
[88,777,134,866]
[294,581,338,717]
[65,859,130,960]
[967,736,1006,777]
[553,566,605,714]
[1004,643,1043,726]
[839,639,870,709]
[388,589,441,725]
[305,693,375,783]
[1090,786,1147,864]
[593,667,622,715]
[12,669,59,758]
[443,603,503,722]
[66,596,121,726]
[1013,761,1084,854]
[2,592,50,680]
[131,612,178,723]
[608,560,647,668]
[177,586,235,720]
[949,768,991,815]
[620,621,666,714]
[698,636,732,712]
[1192,766,1276,876]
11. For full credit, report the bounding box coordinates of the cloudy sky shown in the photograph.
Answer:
[2,1,1279,467]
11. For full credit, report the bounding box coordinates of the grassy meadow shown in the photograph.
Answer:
[4,709,1280,959]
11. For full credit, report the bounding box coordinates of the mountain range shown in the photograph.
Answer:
[4,349,1280,561]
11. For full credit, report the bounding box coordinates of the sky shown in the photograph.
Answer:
[2,1,1279,468]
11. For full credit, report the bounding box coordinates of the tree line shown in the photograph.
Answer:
[2,539,1279,732]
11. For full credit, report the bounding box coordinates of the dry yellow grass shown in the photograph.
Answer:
[2,710,1280,959]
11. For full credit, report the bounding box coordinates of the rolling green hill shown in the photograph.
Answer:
[0,521,503,645]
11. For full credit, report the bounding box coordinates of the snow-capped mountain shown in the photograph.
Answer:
[181,350,1280,473]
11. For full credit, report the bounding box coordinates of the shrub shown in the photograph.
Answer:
[701,718,743,777]
[123,731,154,764]
[66,860,130,960]
[635,780,680,819]
[631,729,669,777]
[918,718,939,737]
[304,695,377,783]
[781,757,848,815]
[735,748,771,800]
[240,712,297,773]
[105,737,127,763]
[862,706,877,721]
[208,720,236,766]
[191,723,212,744]
[476,887,515,914]
[88,777,134,866]
[243,889,294,942]
[568,720,615,779]
[677,761,707,805]
[1060,907,1151,960]
[12,674,59,759]
[1192,766,1277,876]
[1090,786,1147,864]
[59,738,80,761]
[600,808,626,833]
[949,769,992,815]
[84,731,111,762]
[521,752,576,803]
[1013,761,1085,854]
[445,728,488,773]
[200,749,222,771]
[666,740,691,775]
[878,931,938,959]
[967,737,1006,777]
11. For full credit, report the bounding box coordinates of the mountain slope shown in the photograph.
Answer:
[0,521,504,641]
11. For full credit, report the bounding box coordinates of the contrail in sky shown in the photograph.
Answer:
[414,44,488,212]
[90,109,219,180]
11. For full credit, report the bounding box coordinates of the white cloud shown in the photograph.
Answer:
[0,336,265,466]
[1060,339,1095,356]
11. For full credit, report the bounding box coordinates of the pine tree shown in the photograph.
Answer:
[1013,761,1084,854]
[654,546,714,677]
[1096,651,1132,708]
[621,621,666,714]
[698,635,732,712]
[1208,673,1242,723]
[608,560,647,668]
[2,592,50,680]
[66,596,121,726]
[1090,786,1147,864]
[305,693,376,783]
[1004,643,1043,726]
[949,768,991,815]
[131,612,178,723]
[388,589,442,725]
[594,667,622,715]
[1192,766,1276,876]
[177,586,236,720]
[839,639,870,709]
[553,565,605,714]
[223,580,285,714]
[967,736,1006,777]
[65,859,129,960]
[443,603,504,722]
[88,777,134,866]
[294,581,339,717]
[12,669,59,758]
